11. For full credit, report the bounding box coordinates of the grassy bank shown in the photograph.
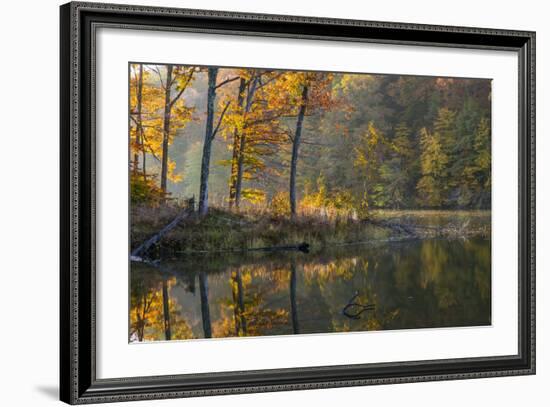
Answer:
[131,205,491,256]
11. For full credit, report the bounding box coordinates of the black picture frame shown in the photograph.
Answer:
[60,1,536,404]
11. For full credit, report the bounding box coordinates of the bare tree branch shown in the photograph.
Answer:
[140,133,161,162]
[169,70,195,108]
[257,72,284,89]
[215,76,241,89]
[151,66,165,89]
[211,101,232,140]
[301,140,336,147]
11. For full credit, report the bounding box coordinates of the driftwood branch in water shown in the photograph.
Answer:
[131,208,192,259]
[342,291,375,320]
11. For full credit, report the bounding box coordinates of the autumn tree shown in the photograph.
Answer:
[227,76,248,207]
[130,271,194,341]
[220,69,288,208]
[130,64,166,204]
[224,70,262,208]
[130,64,196,203]
[353,121,388,208]
[130,64,158,178]
[152,65,195,194]
[131,64,144,176]
[266,72,335,217]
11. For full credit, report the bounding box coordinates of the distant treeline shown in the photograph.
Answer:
[129,64,491,214]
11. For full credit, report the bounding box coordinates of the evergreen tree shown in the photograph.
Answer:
[416,127,448,207]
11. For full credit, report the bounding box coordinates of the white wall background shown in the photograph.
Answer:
[0,0,546,405]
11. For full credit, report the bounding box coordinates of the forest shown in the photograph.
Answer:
[129,63,491,256]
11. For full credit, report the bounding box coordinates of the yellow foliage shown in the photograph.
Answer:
[129,64,196,189]
[130,276,195,342]
[270,191,290,217]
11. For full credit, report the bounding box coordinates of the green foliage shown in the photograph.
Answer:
[434,107,457,153]
[474,118,491,180]
[373,123,415,208]
[417,126,448,207]
[461,116,491,207]
[130,173,165,205]
[353,121,386,207]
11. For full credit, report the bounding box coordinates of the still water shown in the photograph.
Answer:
[129,238,491,342]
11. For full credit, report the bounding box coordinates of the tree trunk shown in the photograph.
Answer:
[162,276,172,340]
[235,270,247,335]
[234,76,260,208]
[137,296,146,341]
[134,64,144,176]
[142,148,147,181]
[160,65,173,194]
[234,127,247,207]
[199,272,212,338]
[131,208,191,259]
[231,271,240,335]
[198,67,218,215]
[230,270,247,336]
[289,261,299,334]
[289,84,309,218]
[229,78,247,208]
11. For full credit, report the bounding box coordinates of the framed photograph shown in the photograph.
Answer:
[60,1,535,404]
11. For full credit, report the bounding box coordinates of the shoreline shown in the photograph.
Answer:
[131,205,491,259]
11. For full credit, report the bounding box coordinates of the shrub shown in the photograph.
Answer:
[270,191,290,217]
[130,173,165,206]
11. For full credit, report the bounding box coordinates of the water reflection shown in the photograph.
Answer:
[129,238,491,342]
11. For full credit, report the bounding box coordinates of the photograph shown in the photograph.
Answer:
[128,63,492,342]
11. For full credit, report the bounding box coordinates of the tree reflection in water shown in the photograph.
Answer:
[129,238,490,342]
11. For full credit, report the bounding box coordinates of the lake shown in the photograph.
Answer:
[129,238,491,342]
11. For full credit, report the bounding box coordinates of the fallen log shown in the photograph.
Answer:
[247,242,310,253]
[177,242,310,255]
[131,208,192,259]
